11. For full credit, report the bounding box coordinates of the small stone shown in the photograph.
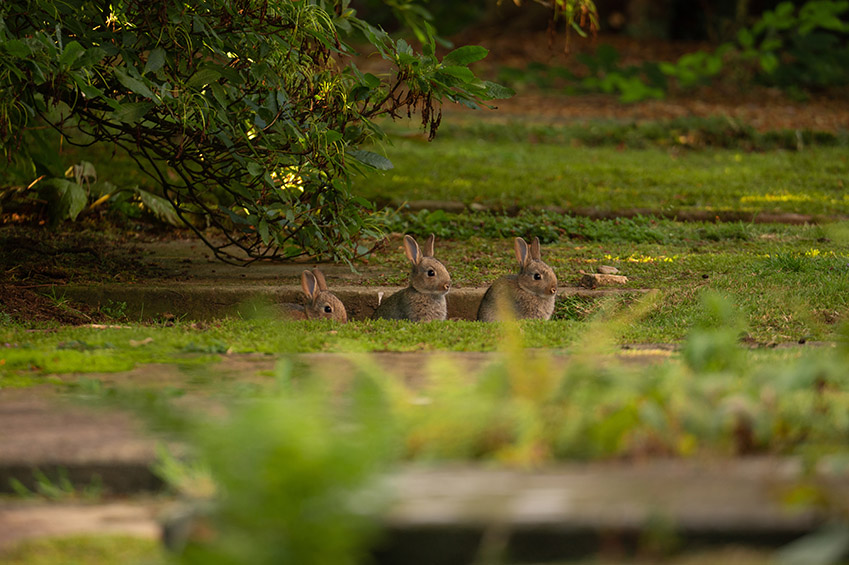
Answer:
[580,273,629,289]
[597,265,620,275]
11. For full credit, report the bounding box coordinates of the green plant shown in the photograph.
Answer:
[9,468,103,501]
[161,360,398,564]
[576,44,667,102]
[520,1,849,101]
[736,0,849,87]
[99,299,128,321]
[0,0,512,265]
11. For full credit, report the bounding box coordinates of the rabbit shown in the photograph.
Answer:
[372,234,451,322]
[281,269,348,323]
[477,236,558,322]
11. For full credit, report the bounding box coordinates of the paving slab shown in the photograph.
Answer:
[376,460,843,564]
[0,500,162,551]
[60,282,649,322]
[0,389,163,494]
[1,460,843,563]
[37,237,650,321]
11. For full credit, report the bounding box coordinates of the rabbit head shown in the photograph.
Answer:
[514,237,557,298]
[405,234,451,296]
[301,269,348,323]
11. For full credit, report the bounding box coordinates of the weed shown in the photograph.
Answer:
[99,299,128,321]
[9,468,103,501]
[762,252,809,273]
[45,286,71,310]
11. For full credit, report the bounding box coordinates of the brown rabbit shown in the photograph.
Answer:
[476,237,557,322]
[281,269,348,323]
[372,234,451,322]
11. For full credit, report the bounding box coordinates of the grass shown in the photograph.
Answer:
[0,319,587,383]
[1,217,848,384]
[353,121,849,217]
[1,535,161,565]
[366,221,849,343]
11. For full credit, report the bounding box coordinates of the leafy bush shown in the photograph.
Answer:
[0,0,510,264]
[500,1,849,102]
[736,0,849,88]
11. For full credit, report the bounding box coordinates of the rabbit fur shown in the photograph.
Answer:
[282,269,348,323]
[372,234,451,322]
[477,237,558,322]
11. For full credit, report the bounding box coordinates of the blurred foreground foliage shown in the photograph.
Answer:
[83,293,849,562]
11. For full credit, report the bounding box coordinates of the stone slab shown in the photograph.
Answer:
[0,501,161,551]
[59,283,650,321]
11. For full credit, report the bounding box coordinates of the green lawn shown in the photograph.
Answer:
[353,121,849,217]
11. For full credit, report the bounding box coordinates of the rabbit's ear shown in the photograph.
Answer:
[530,237,542,261]
[312,269,329,291]
[301,270,319,300]
[403,235,422,265]
[514,237,530,267]
[424,234,436,257]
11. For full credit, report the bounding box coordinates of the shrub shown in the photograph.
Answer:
[0,0,510,264]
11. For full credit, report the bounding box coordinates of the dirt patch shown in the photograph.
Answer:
[0,284,99,325]
[449,31,849,133]
[0,224,175,324]
[0,225,167,286]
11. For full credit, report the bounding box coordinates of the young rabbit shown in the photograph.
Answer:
[372,234,451,322]
[281,269,348,323]
[477,237,558,322]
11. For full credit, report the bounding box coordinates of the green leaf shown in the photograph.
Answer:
[135,188,182,226]
[212,64,243,85]
[78,46,106,67]
[737,28,754,49]
[144,47,166,75]
[72,74,104,99]
[760,52,780,74]
[114,67,156,99]
[3,39,31,57]
[347,149,393,170]
[43,179,87,222]
[482,81,515,100]
[258,218,271,245]
[246,161,264,177]
[112,102,154,123]
[396,52,418,65]
[438,65,476,82]
[59,41,85,67]
[443,45,488,66]
[397,39,413,55]
[362,73,380,88]
[187,67,221,89]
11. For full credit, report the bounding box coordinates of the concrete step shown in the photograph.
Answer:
[59,283,650,321]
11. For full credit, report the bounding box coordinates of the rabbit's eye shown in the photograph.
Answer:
[427,269,435,277]
[324,305,333,313]
[533,273,542,281]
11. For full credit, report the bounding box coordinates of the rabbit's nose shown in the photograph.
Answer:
[443,282,451,291]
[550,286,557,295]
